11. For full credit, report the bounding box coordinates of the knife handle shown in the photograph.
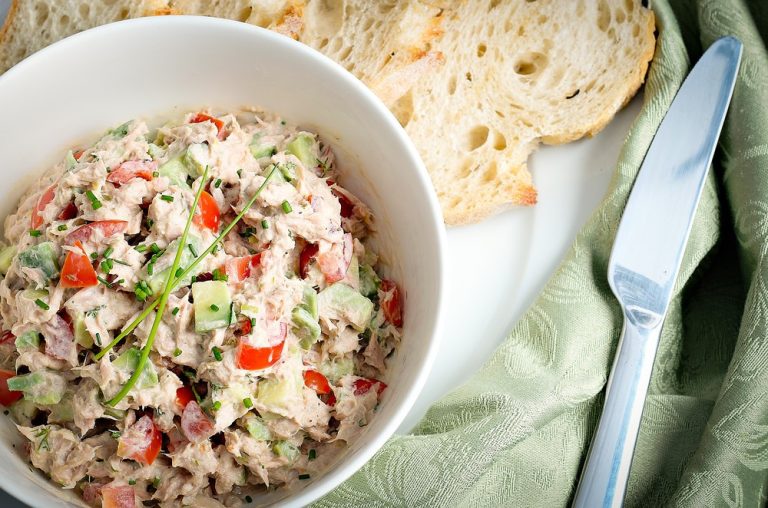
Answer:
[572,316,662,508]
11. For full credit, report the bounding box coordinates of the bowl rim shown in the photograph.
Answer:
[0,14,446,508]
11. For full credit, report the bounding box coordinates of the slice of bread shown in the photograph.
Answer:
[0,0,172,74]
[171,0,656,224]
[0,0,655,225]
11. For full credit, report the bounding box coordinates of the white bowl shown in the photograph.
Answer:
[0,16,445,508]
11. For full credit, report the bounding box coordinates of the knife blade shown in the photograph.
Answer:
[573,36,742,508]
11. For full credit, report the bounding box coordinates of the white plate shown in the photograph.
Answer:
[0,1,642,504]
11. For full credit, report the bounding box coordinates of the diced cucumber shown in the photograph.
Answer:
[302,286,318,320]
[264,163,288,183]
[192,280,232,332]
[257,376,302,413]
[7,371,66,405]
[286,133,316,169]
[65,150,77,170]
[242,414,272,441]
[317,283,374,331]
[14,331,40,351]
[72,313,93,348]
[183,143,209,177]
[277,162,297,182]
[9,398,37,423]
[240,304,260,319]
[292,307,321,348]
[359,264,381,298]
[273,440,300,462]
[113,347,158,388]
[318,356,354,384]
[0,245,16,274]
[345,254,360,288]
[250,143,277,160]
[147,143,165,160]
[158,155,191,188]
[18,242,59,280]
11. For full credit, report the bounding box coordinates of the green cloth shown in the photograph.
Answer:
[317,1,768,506]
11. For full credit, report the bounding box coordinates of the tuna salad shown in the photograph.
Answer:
[0,111,403,507]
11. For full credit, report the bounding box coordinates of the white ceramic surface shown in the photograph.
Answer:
[0,16,445,508]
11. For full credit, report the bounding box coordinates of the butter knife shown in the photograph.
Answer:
[572,36,742,508]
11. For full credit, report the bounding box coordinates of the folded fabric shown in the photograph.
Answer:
[316,0,768,506]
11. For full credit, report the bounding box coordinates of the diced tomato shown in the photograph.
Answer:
[225,253,262,283]
[303,370,331,395]
[353,378,387,397]
[101,484,136,508]
[117,415,162,466]
[57,201,78,220]
[324,392,337,407]
[106,160,157,186]
[0,369,22,406]
[299,243,319,279]
[236,340,285,370]
[317,233,353,283]
[180,400,215,443]
[176,386,194,409]
[60,242,98,288]
[236,318,252,336]
[190,113,226,140]
[64,220,127,245]
[379,279,403,327]
[72,150,85,161]
[31,185,57,229]
[331,188,355,218]
[43,314,76,364]
[0,330,14,345]
[193,191,220,232]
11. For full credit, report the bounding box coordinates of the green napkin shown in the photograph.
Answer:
[317,0,768,506]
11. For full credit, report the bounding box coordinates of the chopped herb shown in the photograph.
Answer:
[173,347,182,357]
[175,267,184,278]
[146,218,154,229]
[316,158,330,175]
[243,397,253,408]
[298,474,310,480]
[135,244,148,253]
[115,279,125,285]
[245,496,253,503]
[172,307,180,316]
[34,299,49,310]
[212,346,223,361]
[150,243,161,254]
[214,178,222,188]
[103,246,114,258]
[281,200,293,213]
[29,229,41,237]
[128,479,136,486]
[110,430,121,439]
[147,262,154,276]
[100,259,114,273]
[34,427,51,451]
[152,171,159,178]
[209,304,220,312]
[161,194,174,202]
[57,224,68,231]
[191,275,197,283]
[261,219,269,229]
[212,401,222,411]
[212,268,228,282]
[90,252,98,260]
[308,449,316,461]
[97,276,112,287]
[152,477,160,488]
[250,317,256,328]
[95,333,102,346]
[85,190,102,210]
[237,169,243,178]
[188,243,198,257]
[280,120,286,125]
[112,258,130,266]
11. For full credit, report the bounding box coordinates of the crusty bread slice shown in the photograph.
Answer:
[0,0,173,74]
[0,0,655,224]
[171,0,655,224]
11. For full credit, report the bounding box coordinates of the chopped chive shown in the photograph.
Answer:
[250,317,256,327]
[95,333,102,346]
[86,190,102,210]
[147,263,154,276]
[152,477,160,488]
[172,307,180,316]
[128,479,136,486]
[100,259,113,272]
[175,267,184,278]
[281,200,292,213]
[161,194,174,202]
[243,397,253,408]
[29,229,41,237]
[212,268,228,281]
[110,431,121,439]
[188,243,198,257]
[34,299,49,310]
[97,276,112,287]
[209,304,219,312]
[135,244,147,253]
[298,474,310,480]
[103,247,114,258]
[173,347,182,357]
[116,279,125,285]
[150,243,161,254]
[261,219,269,229]
[191,275,197,283]
[90,252,98,260]
[237,169,243,178]
[212,401,222,411]
[214,178,222,188]
[212,346,223,361]
[57,224,68,231]
[280,120,286,125]
[308,449,316,461]
[112,259,130,266]
[152,171,159,177]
